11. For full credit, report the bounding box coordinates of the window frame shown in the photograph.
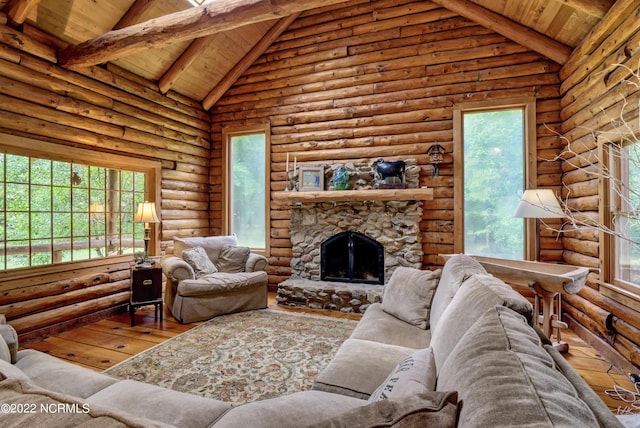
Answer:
[600,138,640,305]
[453,97,537,259]
[222,123,271,256]
[0,133,161,276]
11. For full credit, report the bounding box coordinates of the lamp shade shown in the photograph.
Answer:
[514,189,564,218]
[134,201,160,224]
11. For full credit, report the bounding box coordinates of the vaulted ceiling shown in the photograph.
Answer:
[0,0,616,111]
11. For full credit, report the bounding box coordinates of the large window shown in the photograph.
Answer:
[454,99,536,259]
[608,141,640,289]
[0,135,159,271]
[223,125,270,253]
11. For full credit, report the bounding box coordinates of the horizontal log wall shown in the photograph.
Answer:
[0,22,210,342]
[558,1,640,370]
[210,0,563,286]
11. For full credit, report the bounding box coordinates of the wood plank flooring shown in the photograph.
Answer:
[21,293,638,415]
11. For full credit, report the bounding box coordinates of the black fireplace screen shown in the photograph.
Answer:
[321,231,384,284]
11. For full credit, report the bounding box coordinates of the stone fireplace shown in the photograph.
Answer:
[276,160,426,313]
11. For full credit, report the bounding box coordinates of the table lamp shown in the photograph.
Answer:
[134,201,160,262]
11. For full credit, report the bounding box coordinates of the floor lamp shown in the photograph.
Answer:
[134,201,160,265]
[514,189,569,351]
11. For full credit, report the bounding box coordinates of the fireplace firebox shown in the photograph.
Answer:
[321,231,384,284]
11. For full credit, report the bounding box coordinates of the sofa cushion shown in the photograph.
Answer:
[437,306,600,428]
[178,271,268,297]
[0,359,30,382]
[181,246,217,278]
[349,303,431,349]
[214,390,366,428]
[430,273,533,373]
[0,377,171,427]
[382,267,441,329]
[0,332,10,364]
[307,391,458,428]
[216,245,250,273]
[15,349,118,399]
[87,379,231,428]
[313,338,416,399]
[368,347,436,402]
[430,254,487,331]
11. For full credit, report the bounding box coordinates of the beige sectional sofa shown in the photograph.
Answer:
[0,254,626,427]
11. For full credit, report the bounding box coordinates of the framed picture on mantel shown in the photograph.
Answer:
[298,166,324,191]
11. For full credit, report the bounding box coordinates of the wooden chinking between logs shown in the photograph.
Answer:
[0,0,637,372]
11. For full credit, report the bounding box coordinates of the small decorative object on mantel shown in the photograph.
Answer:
[374,158,406,189]
[333,166,350,190]
[427,143,445,176]
[298,166,324,191]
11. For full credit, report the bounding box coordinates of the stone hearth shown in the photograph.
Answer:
[276,278,383,313]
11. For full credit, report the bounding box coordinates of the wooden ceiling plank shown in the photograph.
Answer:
[556,0,613,18]
[432,0,572,64]
[158,35,216,94]
[113,0,156,30]
[202,13,299,111]
[6,0,40,24]
[58,0,349,70]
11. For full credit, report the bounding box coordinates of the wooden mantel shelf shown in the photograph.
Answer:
[272,187,433,203]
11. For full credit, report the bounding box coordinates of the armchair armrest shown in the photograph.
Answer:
[246,253,268,272]
[161,255,195,281]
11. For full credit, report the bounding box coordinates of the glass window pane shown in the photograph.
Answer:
[463,109,525,259]
[615,142,640,286]
[229,133,266,249]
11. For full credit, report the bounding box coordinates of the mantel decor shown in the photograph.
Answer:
[298,166,324,191]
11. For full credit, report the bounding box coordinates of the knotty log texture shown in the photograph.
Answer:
[210,1,563,284]
[58,0,351,69]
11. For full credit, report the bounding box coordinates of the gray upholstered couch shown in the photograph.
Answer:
[161,235,269,323]
[0,255,626,427]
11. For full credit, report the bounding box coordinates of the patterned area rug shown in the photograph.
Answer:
[104,309,357,405]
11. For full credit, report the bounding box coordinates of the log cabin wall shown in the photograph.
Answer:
[0,22,211,343]
[210,0,564,286]
[558,1,640,371]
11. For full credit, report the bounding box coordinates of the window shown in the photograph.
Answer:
[0,135,160,271]
[223,125,270,253]
[608,141,640,289]
[454,99,536,259]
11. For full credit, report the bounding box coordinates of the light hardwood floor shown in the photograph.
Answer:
[22,293,637,414]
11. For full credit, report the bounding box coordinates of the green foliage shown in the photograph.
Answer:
[463,109,525,259]
[2,153,146,270]
[230,133,266,248]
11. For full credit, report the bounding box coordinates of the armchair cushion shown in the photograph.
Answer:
[182,246,217,278]
[216,245,250,273]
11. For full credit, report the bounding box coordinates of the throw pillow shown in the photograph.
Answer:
[368,347,436,402]
[182,246,217,278]
[382,267,442,329]
[217,245,251,273]
[307,391,458,428]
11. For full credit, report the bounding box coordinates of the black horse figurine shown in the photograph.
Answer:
[374,158,406,183]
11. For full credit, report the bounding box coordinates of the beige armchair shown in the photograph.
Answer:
[161,235,268,323]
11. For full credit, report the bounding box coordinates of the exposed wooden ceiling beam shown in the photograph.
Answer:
[58,0,348,70]
[6,0,40,24]
[158,34,217,94]
[113,0,156,30]
[202,13,299,110]
[556,0,613,18]
[432,0,572,64]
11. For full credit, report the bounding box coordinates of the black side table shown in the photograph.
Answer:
[129,264,163,327]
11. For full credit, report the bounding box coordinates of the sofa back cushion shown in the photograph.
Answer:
[430,254,487,331]
[437,306,600,427]
[430,273,533,373]
[174,235,238,262]
[381,267,441,329]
